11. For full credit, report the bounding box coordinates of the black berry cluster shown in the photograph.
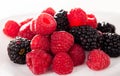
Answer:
[100,33,120,57]
[54,9,69,31]
[69,25,102,51]
[97,22,115,33]
[7,37,31,64]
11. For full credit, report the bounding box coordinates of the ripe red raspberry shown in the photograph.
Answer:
[69,44,85,66]
[33,13,57,35]
[86,49,110,71]
[86,14,97,28]
[30,34,50,52]
[52,52,74,75]
[42,7,56,16]
[51,31,74,54]
[26,50,52,75]
[67,8,87,27]
[29,20,36,34]
[20,18,33,27]
[18,22,35,40]
[3,20,20,38]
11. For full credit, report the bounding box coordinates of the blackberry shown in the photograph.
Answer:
[7,37,31,64]
[101,33,120,57]
[54,9,69,31]
[97,22,115,33]
[69,26,101,51]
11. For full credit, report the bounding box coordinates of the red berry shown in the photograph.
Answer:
[3,20,20,38]
[20,18,33,27]
[69,44,85,66]
[51,31,74,54]
[34,13,57,35]
[29,20,36,34]
[86,14,97,28]
[52,52,73,75]
[26,50,52,75]
[42,7,56,16]
[67,8,87,27]
[86,49,110,71]
[18,21,35,40]
[31,35,50,52]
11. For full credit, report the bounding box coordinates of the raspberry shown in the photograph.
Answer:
[18,22,35,40]
[86,14,97,28]
[51,31,74,54]
[86,49,110,71]
[69,44,85,66]
[26,50,52,75]
[35,13,57,35]
[30,35,50,52]
[3,20,20,38]
[52,52,73,75]
[20,18,33,27]
[67,8,87,27]
[29,20,36,34]
[42,7,56,16]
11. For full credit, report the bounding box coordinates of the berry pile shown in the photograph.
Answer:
[3,7,120,75]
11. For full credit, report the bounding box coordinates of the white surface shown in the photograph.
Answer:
[0,12,120,76]
[0,0,120,19]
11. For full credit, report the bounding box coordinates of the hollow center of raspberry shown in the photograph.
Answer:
[88,14,94,18]
[19,48,25,55]
[87,14,95,20]
[43,18,50,24]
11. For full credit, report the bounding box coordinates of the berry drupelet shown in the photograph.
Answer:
[54,9,70,31]
[69,25,101,51]
[100,33,120,57]
[7,37,31,64]
[86,49,110,71]
[97,22,115,33]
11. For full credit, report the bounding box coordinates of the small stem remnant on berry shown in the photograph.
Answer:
[19,48,25,55]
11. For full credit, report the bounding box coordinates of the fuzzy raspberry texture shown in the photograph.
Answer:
[51,31,74,54]
[26,50,52,75]
[42,7,56,16]
[86,14,97,28]
[18,22,35,40]
[32,13,57,35]
[3,20,20,38]
[67,8,87,27]
[20,18,33,27]
[69,44,85,66]
[52,52,74,75]
[30,35,50,52]
[86,49,110,71]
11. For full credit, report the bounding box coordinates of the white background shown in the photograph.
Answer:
[0,0,120,20]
